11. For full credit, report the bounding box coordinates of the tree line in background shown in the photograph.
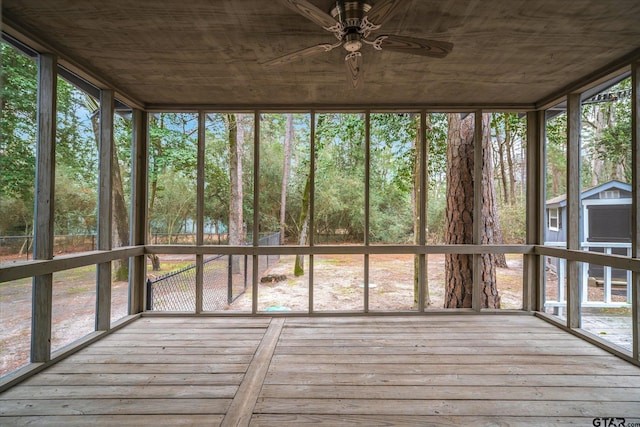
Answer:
[1,42,632,307]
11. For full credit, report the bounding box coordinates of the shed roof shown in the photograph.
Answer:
[546,180,632,208]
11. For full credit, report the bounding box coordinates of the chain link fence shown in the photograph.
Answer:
[146,232,280,311]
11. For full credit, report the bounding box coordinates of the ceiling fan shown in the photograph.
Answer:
[263,0,454,89]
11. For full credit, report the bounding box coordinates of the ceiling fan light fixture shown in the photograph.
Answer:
[269,0,453,87]
[343,33,362,52]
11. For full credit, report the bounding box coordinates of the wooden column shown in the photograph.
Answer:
[364,112,370,312]
[632,60,640,361]
[418,110,427,311]
[31,53,57,363]
[195,112,205,313]
[523,110,543,311]
[308,112,316,313]
[96,89,114,331]
[252,111,260,314]
[566,93,582,328]
[472,110,483,311]
[129,109,148,314]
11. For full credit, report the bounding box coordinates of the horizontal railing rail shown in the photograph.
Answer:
[540,242,633,310]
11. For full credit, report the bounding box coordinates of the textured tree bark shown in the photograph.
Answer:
[279,114,293,245]
[481,115,507,269]
[444,113,475,308]
[444,113,502,308]
[147,115,163,271]
[228,114,245,273]
[91,110,130,279]
[294,177,310,276]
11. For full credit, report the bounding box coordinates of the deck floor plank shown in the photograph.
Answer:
[2,315,640,426]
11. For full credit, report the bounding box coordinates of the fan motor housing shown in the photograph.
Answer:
[331,1,372,51]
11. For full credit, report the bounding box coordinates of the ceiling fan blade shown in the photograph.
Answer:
[345,53,363,89]
[365,0,405,26]
[374,35,453,58]
[282,0,340,30]
[262,43,339,67]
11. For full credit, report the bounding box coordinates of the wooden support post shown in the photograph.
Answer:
[523,111,543,311]
[364,112,370,312]
[566,93,582,328]
[31,53,57,363]
[252,112,260,314]
[129,109,148,314]
[632,60,640,361]
[96,89,114,331]
[418,110,427,311]
[309,112,316,314]
[195,112,205,313]
[472,110,483,312]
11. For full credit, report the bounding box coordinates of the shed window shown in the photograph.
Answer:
[548,208,560,230]
[600,190,620,199]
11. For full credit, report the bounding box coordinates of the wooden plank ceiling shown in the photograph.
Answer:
[2,0,640,108]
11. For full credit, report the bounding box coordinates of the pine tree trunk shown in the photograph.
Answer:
[444,113,502,308]
[90,110,130,279]
[279,114,294,245]
[444,113,475,308]
[228,114,244,273]
[294,177,310,276]
[147,115,162,271]
[506,134,517,205]
[480,114,507,268]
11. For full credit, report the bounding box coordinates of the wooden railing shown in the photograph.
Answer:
[542,242,633,310]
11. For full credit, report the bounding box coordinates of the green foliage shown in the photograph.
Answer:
[498,203,526,244]
[0,39,536,250]
[0,43,37,235]
[151,168,197,240]
[54,78,99,236]
[148,113,198,237]
[54,165,97,235]
[315,113,366,241]
[369,113,416,243]
[583,78,632,184]
[427,113,448,184]
[545,113,567,198]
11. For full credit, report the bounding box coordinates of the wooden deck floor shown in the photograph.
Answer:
[1,315,640,426]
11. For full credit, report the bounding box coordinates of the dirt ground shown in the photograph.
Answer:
[232,253,525,312]
[0,266,129,376]
[1,252,629,376]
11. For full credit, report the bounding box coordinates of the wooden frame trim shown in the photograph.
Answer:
[31,52,57,363]
[418,110,427,311]
[364,112,371,312]
[220,318,284,426]
[472,111,483,311]
[632,59,640,361]
[195,111,206,314]
[96,88,114,331]
[309,111,316,313]
[523,111,543,311]
[252,111,260,315]
[566,93,582,328]
[129,109,148,314]
[144,104,538,114]
[535,312,638,366]
[1,18,144,110]
[536,47,640,110]
[143,244,535,256]
[0,247,144,283]
[535,246,640,271]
